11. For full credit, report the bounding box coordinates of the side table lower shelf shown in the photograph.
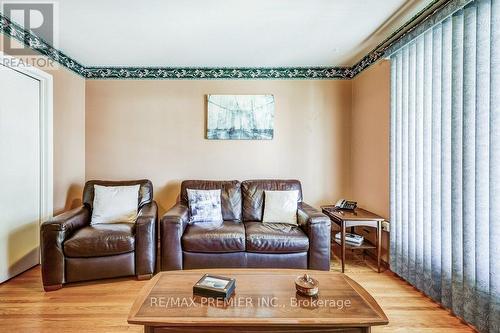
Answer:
[332,238,376,250]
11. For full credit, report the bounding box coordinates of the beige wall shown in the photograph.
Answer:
[51,67,86,213]
[351,60,390,218]
[1,37,86,214]
[85,80,352,213]
[351,60,391,262]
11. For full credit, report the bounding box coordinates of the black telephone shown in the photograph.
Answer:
[334,199,357,210]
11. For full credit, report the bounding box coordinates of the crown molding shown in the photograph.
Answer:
[0,0,473,80]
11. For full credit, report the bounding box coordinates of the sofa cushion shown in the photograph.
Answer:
[64,224,135,258]
[242,180,302,222]
[83,179,153,210]
[244,221,309,253]
[91,185,140,225]
[186,189,223,223]
[180,180,241,221]
[182,221,245,253]
[262,190,299,225]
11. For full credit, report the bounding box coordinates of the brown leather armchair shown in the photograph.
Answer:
[160,180,331,271]
[41,180,157,291]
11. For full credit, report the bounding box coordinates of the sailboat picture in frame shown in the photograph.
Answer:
[206,94,275,140]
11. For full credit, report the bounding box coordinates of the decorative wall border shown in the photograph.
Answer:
[84,66,352,80]
[0,0,474,80]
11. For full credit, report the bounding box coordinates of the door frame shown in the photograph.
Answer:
[0,52,54,225]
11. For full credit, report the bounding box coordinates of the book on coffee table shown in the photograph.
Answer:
[193,274,235,300]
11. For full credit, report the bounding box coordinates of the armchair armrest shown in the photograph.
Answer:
[298,202,331,270]
[40,206,90,289]
[135,201,158,277]
[160,203,189,270]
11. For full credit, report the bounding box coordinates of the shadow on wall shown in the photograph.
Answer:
[55,183,83,216]
[155,180,183,216]
[4,221,39,283]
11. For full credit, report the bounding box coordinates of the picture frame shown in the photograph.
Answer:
[206,94,275,140]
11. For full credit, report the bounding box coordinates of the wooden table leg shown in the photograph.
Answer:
[341,221,346,273]
[377,221,382,273]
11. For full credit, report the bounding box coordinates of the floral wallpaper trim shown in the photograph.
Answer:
[84,67,353,80]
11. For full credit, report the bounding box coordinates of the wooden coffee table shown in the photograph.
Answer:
[128,269,388,333]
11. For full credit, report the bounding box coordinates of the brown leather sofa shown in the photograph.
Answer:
[160,180,331,271]
[40,180,157,291]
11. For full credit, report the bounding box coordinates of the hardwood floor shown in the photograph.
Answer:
[0,256,476,333]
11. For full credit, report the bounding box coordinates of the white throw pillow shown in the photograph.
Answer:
[91,184,140,224]
[262,190,299,225]
[187,189,223,223]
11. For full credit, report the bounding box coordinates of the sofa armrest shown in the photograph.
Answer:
[40,206,90,289]
[298,202,331,271]
[298,202,331,226]
[160,203,189,270]
[135,201,158,276]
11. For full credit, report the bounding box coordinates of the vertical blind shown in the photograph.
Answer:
[390,0,499,332]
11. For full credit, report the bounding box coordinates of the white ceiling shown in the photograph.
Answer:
[7,0,434,67]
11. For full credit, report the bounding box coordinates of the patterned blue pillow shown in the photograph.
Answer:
[186,189,223,223]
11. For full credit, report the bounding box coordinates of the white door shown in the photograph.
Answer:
[0,64,41,283]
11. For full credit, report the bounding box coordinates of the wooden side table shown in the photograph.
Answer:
[322,206,385,273]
